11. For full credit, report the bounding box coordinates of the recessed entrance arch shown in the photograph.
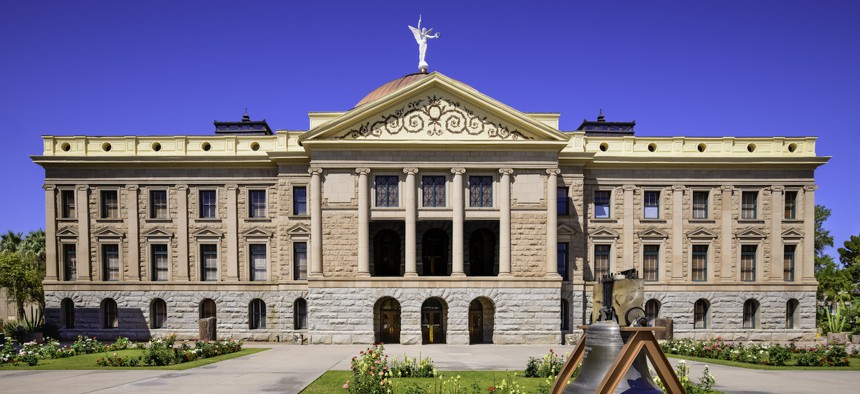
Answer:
[373,229,402,276]
[468,229,496,276]
[469,297,495,344]
[374,297,401,344]
[421,298,447,344]
[422,229,449,276]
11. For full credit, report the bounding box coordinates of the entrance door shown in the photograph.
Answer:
[469,300,484,344]
[422,229,448,276]
[378,298,401,343]
[421,299,446,344]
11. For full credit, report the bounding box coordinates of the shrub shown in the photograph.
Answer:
[141,336,179,366]
[524,349,565,378]
[653,360,716,394]
[390,354,436,378]
[345,344,392,394]
[96,352,140,367]
[767,344,791,366]
[71,336,105,354]
[0,340,17,364]
[109,337,131,351]
[795,344,850,367]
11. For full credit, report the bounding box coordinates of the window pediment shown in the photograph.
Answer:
[734,227,767,240]
[243,227,274,239]
[686,227,717,240]
[588,227,619,240]
[781,228,805,239]
[558,224,578,236]
[638,226,669,240]
[143,228,173,239]
[56,227,78,237]
[94,227,124,239]
[191,228,223,238]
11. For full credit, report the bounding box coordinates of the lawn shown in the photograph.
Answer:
[300,370,557,394]
[666,354,860,371]
[0,347,267,370]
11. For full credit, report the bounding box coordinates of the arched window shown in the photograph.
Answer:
[249,299,266,329]
[150,298,167,329]
[786,299,800,329]
[101,298,118,329]
[743,299,760,329]
[560,299,570,331]
[61,298,75,329]
[294,298,308,329]
[645,299,661,324]
[694,299,709,329]
[200,298,216,319]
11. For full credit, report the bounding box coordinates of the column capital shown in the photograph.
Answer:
[355,168,371,175]
[771,185,785,192]
[451,167,466,175]
[176,184,188,191]
[43,184,56,191]
[721,185,735,192]
[75,185,89,191]
[499,168,514,176]
[225,184,238,191]
[546,168,561,176]
[622,184,636,191]
[309,167,324,176]
[403,167,419,175]
[126,185,139,191]
[672,185,686,192]
[803,184,818,192]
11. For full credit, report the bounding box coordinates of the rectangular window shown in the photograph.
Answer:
[742,191,758,219]
[594,191,611,218]
[644,191,660,219]
[469,176,493,207]
[594,244,611,280]
[557,186,569,216]
[692,245,708,282]
[101,190,118,219]
[200,244,218,281]
[784,245,796,282]
[62,244,76,281]
[249,190,267,218]
[692,191,708,219]
[375,176,399,207]
[102,244,119,281]
[61,190,76,218]
[150,190,168,219]
[741,244,757,281]
[249,244,267,281]
[422,176,446,207]
[293,242,308,280]
[643,245,659,281]
[151,244,168,281]
[557,242,569,279]
[293,186,307,215]
[694,301,707,329]
[784,191,797,219]
[199,190,217,219]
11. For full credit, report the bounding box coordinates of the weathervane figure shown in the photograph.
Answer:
[408,15,440,73]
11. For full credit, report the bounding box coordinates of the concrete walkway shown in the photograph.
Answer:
[0,344,858,393]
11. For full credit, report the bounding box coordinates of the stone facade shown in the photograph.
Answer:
[34,72,827,344]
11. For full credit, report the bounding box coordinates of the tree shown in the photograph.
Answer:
[0,230,23,253]
[0,250,43,320]
[20,229,45,272]
[814,205,835,273]
[838,234,860,286]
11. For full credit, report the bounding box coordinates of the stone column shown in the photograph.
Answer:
[44,185,58,281]
[802,185,816,282]
[176,185,189,281]
[226,184,239,281]
[771,186,784,281]
[671,185,684,280]
[356,168,371,277]
[76,186,91,281]
[546,169,561,278]
[499,169,513,276]
[126,185,140,281]
[451,168,466,276]
[310,168,324,277]
[720,186,734,281]
[622,185,635,271]
[404,168,419,277]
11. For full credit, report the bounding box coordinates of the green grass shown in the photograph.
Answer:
[300,370,557,394]
[667,354,860,371]
[0,348,267,370]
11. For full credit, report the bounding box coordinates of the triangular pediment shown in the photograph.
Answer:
[781,228,804,239]
[287,224,310,236]
[93,227,124,238]
[558,224,577,235]
[638,227,669,240]
[56,227,78,237]
[242,227,273,238]
[588,227,619,239]
[686,227,717,240]
[299,73,569,146]
[191,228,223,238]
[142,228,173,238]
[734,227,767,240]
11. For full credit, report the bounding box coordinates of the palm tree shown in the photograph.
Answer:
[0,231,23,253]
[21,230,46,271]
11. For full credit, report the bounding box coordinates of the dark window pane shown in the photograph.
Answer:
[63,244,76,281]
[557,187,569,216]
[293,186,307,215]
[741,244,756,281]
[200,190,217,218]
[152,244,168,281]
[102,244,119,281]
[250,244,267,281]
[784,191,797,219]
[101,190,118,219]
[692,245,707,282]
[249,190,266,218]
[644,191,659,219]
[643,245,659,281]
[150,190,168,219]
[594,191,610,218]
[201,244,218,281]
[294,242,307,280]
[742,191,758,219]
[693,191,708,219]
[61,190,76,218]
[375,176,399,207]
[422,176,446,207]
[469,176,493,207]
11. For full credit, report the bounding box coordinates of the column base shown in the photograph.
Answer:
[450,272,466,277]
[544,273,563,280]
[498,272,512,277]
[356,272,370,278]
[404,272,418,277]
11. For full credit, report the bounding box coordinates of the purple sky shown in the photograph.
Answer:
[1,1,857,260]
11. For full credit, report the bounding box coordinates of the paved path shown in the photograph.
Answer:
[1,344,858,393]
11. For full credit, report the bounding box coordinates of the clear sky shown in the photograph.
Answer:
[1,1,857,260]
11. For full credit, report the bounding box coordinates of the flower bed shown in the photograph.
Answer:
[661,337,850,367]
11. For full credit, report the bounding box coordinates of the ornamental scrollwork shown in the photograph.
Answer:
[338,95,532,140]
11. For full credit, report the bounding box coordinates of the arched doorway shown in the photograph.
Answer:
[421,298,447,344]
[373,229,401,276]
[375,297,401,343]
[469,297,495,344]
[468,229,495,276]
[422,229,448,276]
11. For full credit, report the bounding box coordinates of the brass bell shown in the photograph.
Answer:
[564,322,662,393]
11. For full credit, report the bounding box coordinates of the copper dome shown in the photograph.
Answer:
[355,73,430,107]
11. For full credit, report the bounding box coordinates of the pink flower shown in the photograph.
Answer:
[342,382,349,389]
